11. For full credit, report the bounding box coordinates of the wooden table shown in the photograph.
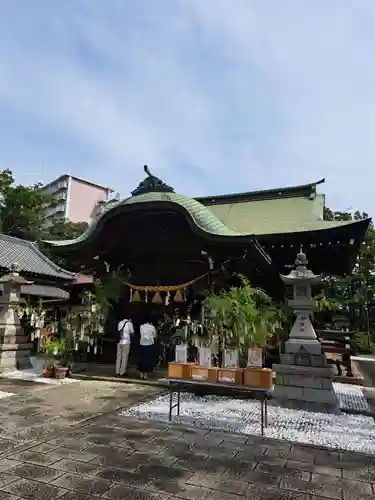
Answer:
[167,378,272,436]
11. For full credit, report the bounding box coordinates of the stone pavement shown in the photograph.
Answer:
[0,380,373,499]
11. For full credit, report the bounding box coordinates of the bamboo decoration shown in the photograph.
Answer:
[152,291,163,304]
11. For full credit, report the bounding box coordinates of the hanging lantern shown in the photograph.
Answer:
[132,290,141,303]
[152,291,163,304]
[174,289,184,303]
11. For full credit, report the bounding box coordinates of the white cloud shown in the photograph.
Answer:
[0,0,374,213]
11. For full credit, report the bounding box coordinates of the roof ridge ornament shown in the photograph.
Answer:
[131,165,175,196]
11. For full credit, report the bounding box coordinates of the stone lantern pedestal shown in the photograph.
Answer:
[273,251,337,408]
[0,264,33,371]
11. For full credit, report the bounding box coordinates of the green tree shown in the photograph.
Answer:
[0,169,48,240]
[42,220,88,241]
[0,168,89,271]
[322,207,375,351]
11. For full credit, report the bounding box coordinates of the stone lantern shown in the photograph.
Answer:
[0,263,33,370]
[273,250,337,408]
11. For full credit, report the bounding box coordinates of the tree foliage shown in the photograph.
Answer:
[0,169,49,240]
[0,167,88,247]
[321,207,375,351]
[203,276,285,351]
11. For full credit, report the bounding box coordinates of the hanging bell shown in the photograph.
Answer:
[174,289,184,303]
[152,291,163,304]
[132,290,141,302]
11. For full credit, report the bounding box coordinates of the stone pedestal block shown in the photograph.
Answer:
[273,362,337,407]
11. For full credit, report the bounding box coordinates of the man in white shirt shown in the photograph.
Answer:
[116,318,134,377]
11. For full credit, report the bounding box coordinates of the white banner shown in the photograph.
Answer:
[247,347,263,367]
[198,347,212,366]
[175,344,188,364]
[224,349,239,368]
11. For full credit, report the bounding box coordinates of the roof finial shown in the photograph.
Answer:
[131,165,175,196]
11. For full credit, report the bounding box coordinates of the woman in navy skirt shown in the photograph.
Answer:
[139,319,156,380]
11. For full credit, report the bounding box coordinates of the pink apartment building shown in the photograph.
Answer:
[42,174,113,226]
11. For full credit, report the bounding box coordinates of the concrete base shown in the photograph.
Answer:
[273,363,337,408]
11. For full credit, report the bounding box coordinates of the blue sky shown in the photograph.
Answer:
[1,1,375,215]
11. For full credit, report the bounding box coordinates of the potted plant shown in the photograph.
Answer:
[40,337,74,379]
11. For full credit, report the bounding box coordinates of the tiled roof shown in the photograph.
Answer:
[0,234,75,279]
[0,283,70,299]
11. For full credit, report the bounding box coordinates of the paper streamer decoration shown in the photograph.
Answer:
[174,289,184,303]
[152,291,163,304]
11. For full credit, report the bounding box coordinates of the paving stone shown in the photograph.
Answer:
[5,450,58,467]
[186,472,223,488]
[51,458,102,476]
[89,449,141,468]
[123,440,166,454]
[0,474,17,489]
[103,485,164,499]
[46,437,92,451]
[0,460,21,473]
[46,447,97,463]
[174,455,209,471]
[10,463,64,483]
[137,464,193,481]
[23,443,56,454]
[239,468,280,485]
[220,459,255,479]
[78,434,122,446]
[96,467,152,489]
[312,473,374,499]
[204,492,244,500]
[0,492,26,500]
[143,453,179,467]
[280,477,342,499]
[56,491,103,500]
[0,441,17,455]
[1,477,65,499]
[51,472,112,495]
[95,466,153,487]
[342,466,375,481]
[147,478,209,499]
[245,482,311,499]
[207,477,248,496]
[255,462,310,481]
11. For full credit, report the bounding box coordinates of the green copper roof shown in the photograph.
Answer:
[205,195,326,235]
[45,191,240,247]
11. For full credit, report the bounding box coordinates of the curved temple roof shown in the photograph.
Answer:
[44,170,371,258]
[45,191,243,248]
